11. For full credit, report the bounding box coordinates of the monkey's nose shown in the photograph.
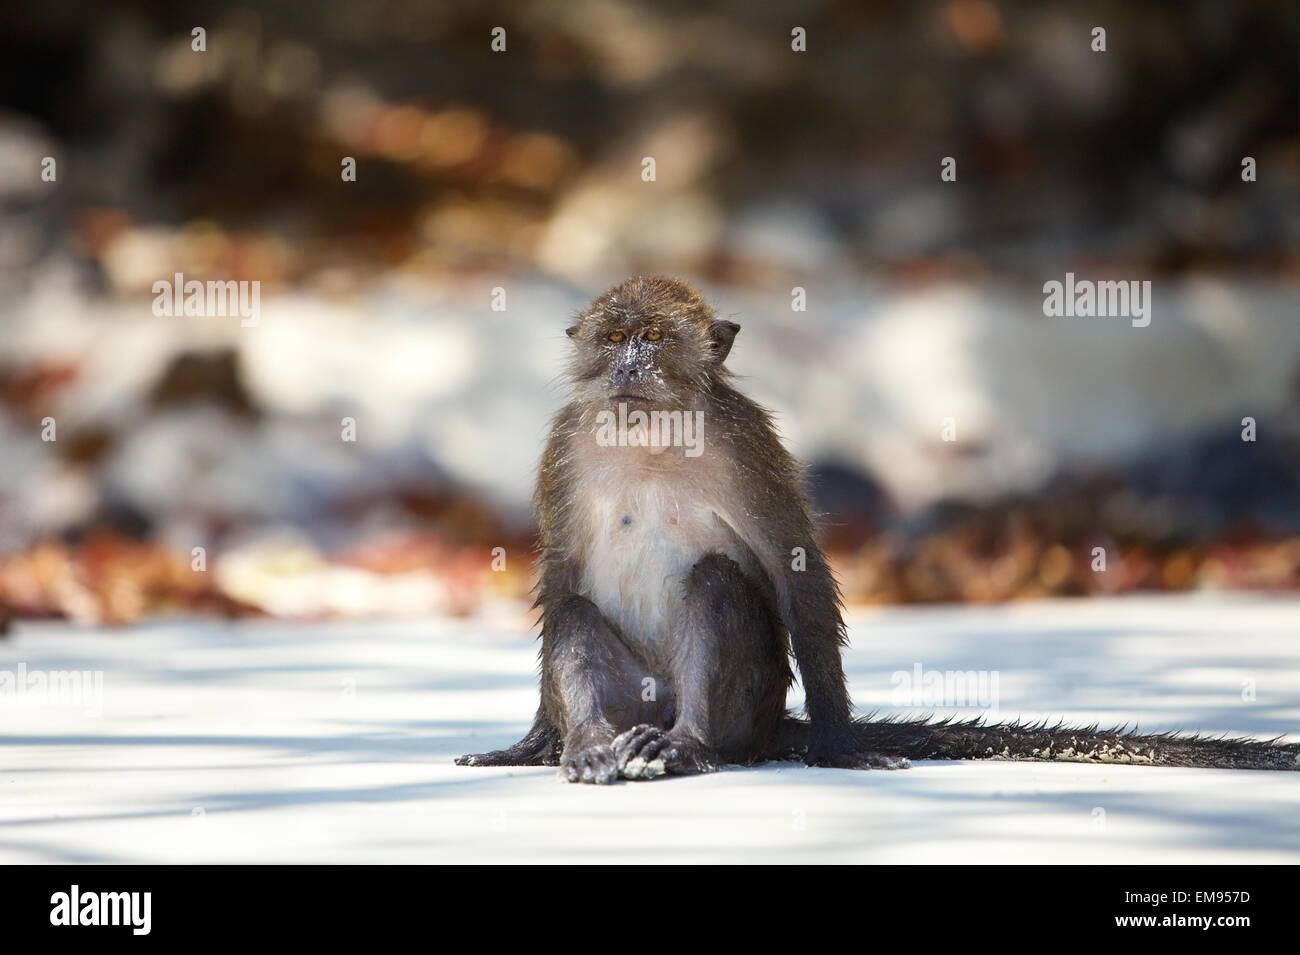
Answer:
[613,365,640,384]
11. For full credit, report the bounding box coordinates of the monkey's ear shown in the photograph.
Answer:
[565,324,578,338]
[708,320,740,365]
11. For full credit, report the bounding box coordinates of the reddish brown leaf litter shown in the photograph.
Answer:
[1,522,1296,627]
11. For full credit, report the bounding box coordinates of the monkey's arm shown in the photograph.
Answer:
[452,555,575,768]
[775,541,891,766]
[735,480,873,765]
[718,394,892,767]
[456,412,581,770]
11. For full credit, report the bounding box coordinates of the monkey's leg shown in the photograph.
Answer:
[615,553,790,780]
[543,595,662,785]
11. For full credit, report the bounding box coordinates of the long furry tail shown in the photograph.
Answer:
[778,714,1300,771]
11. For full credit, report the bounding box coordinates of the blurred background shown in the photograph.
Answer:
[0,0,1297,626]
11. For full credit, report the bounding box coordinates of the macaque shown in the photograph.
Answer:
[458,277,1298,782]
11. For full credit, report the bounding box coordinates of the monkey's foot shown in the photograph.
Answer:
[456,750,512,767]
[613,724,717,780]
[456,741,560,767]
[806,731,910,770]
[562,744,619,785]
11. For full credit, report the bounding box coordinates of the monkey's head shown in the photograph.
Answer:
[564,276,739,409]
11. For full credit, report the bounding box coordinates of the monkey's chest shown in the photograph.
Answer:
[578,486,745,655]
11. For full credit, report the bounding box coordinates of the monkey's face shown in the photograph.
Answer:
[565,277,739,409]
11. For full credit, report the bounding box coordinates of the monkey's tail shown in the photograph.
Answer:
[776,714,1300,771]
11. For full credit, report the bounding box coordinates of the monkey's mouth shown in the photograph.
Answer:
[610,394,650,402]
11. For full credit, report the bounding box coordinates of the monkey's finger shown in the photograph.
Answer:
[636,734,674,763]
[618,737,672,780]
[613,725,663,770]
[612,723,655,751]
[613,723,657,747]
[579,748,619,784]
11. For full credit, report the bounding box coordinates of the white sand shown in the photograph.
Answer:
[1,593,1296,863]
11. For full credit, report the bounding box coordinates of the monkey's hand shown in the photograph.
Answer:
[805,728,910,770]
[613,724,718,780]
[562,743,620,785]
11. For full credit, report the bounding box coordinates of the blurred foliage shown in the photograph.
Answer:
[2,0,1295,288]
[1,1,1297,623]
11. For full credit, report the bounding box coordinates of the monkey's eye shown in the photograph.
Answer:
[608,331,626,343]
[645,328,661,342]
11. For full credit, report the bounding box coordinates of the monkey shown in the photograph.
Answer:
[457,276,1299,782]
